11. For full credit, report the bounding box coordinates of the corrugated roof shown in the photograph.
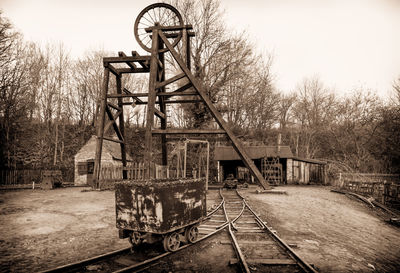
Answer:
[214,146,293,161]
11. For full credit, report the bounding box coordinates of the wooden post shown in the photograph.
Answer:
[93,67,110,189]
[206,142,209,190]
[158,38,168,168]
[116,75,127,179]
[184,141,187,178]
[144,27,160,179]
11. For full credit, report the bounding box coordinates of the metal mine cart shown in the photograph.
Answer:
[115,178,207,252]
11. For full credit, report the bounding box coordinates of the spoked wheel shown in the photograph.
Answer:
[134,3,184,52]
[185,225,199,243]
[129,231,142,247]
[163,232,181,252]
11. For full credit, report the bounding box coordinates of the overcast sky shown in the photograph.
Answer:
[1,0,399,98]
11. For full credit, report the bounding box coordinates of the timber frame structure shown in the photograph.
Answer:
[93,3,269,189]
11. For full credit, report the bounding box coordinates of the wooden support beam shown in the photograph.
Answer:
[144,27,160,179]
[103,110,121,133]
[107,91,198,98]
[107,64,120,76]
[103,56,150,64]
[164,99,202,104]
[116,99,202,105]
[93,67,110,189]
[116,75,127,179]
[103,136,124,144]
[117,68,150,74]
[159,30,269,189]
[105,106,124,142]
[170,83,193,94]
[145,24,193,33]
[118,51,137,69]
[154,108,166,119]
[152,129,226,135]
[131,51,150,68]
[161,91,198,97]
[107,102,121,111]
[156,72,186,89]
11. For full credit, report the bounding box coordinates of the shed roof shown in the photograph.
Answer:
[214,146,293,161]
[76,135,133,161]
[291,157,327,165]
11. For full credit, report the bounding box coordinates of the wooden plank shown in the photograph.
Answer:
[159,30,269,189]
[152,129,226,135]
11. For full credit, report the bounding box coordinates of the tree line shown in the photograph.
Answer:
[1,1,399,177]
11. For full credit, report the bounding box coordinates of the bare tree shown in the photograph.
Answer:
[277,92,297,130]
[291,77,337,158]
[392,76,400,106]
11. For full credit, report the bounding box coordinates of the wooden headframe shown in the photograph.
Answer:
[93,24,270,189]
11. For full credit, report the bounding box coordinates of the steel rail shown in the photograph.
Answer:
[41,196,226,273]
[40,247,132,273]
[115,192,229,273]
[241,195,318,273]
[221,190,251,273]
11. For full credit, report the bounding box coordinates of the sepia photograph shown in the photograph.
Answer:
[0,0,399,272]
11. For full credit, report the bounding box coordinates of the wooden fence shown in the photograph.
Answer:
[336,172,400,208]
[98,162,203,189]
[1,169,42,185]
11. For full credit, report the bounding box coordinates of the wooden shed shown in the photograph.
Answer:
[74,135,133,186]
[286,157,327,184]
[214,145,326,185]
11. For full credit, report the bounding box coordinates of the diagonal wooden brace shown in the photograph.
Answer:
[158,30,270,189]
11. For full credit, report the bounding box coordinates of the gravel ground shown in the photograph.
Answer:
[0,185,399,272]
[240,185,400,273]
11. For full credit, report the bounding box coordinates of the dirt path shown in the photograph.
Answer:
[241,185,400,272]
[1,186,399,272]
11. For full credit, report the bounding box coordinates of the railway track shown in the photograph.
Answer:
[222,190,317,273]
[42,189,317,273]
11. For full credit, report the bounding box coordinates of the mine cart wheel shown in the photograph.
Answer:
[184,225,199,243]
[163,232,181,252]
[134,3,184,53]
[129,231,142,246]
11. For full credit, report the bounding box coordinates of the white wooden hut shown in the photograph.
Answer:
[74,135,132,186]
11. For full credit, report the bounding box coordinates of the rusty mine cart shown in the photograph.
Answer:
[115,178,207,252]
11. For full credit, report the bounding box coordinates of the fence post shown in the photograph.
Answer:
[383,180,389,205]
